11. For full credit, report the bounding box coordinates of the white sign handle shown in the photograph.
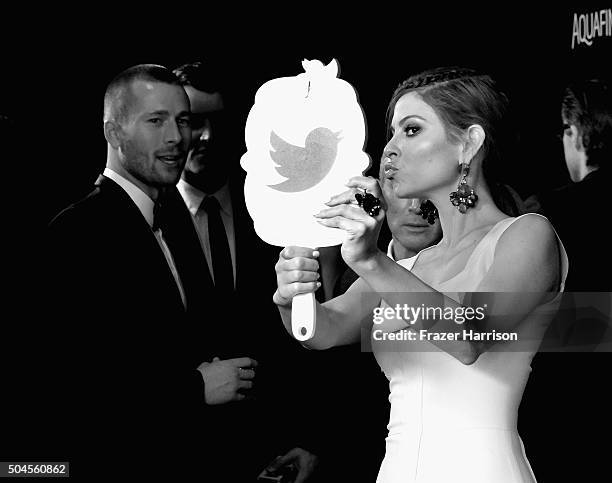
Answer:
[292,292,317,341]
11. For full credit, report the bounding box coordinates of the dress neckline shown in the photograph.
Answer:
[406,215,517,287]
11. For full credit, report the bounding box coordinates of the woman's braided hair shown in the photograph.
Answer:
[385,66,521,215]
[396,67,479,91]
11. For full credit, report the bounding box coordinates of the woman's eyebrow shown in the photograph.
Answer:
[398,114,427,126]
[391,114,427,132]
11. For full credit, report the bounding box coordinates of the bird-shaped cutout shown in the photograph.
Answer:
[268,128,342,193]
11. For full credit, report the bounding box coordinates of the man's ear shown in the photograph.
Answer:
[104,120,122,149]
[462,124,486,164]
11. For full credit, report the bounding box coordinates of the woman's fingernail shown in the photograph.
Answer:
[312,250,320,258]
[316,282,321,288]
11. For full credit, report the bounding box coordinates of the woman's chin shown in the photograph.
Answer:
[393,184,421,200]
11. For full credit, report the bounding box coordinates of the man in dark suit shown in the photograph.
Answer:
[521,78,612,482]
[44,64,245,479]
[525,78,611,293]
[173,61,319,482]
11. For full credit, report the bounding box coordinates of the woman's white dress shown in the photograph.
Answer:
[373,214,568,483]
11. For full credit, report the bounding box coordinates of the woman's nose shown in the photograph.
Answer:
[382,142,399,160]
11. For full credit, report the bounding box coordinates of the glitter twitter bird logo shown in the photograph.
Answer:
[268,127,342,193]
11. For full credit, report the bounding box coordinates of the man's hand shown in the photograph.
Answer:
[266,447,318,483]
[198,357,258,405]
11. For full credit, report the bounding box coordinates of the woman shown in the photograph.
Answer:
[273,67,567,482]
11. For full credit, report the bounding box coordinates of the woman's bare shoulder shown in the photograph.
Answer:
[489,213,560,291]
[498,213,557,247]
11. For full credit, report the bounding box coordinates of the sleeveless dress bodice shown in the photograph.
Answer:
[373,214,568,483]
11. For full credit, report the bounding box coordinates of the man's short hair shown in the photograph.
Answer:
[562,79,612,169]
[172,61,223,95]
[103,64,182,124]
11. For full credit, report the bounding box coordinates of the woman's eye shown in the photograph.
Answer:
[148,118,162,125]
[404,125,420,136]
[177,118,191,127]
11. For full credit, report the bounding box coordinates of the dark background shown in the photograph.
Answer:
[2,5,611,481]
[1,7,609,221]
[0,6,608,223]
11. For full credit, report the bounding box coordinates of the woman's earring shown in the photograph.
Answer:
[449,163,478,214]
[419,200,438,225]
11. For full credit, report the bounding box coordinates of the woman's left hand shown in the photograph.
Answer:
[314,176,385,268]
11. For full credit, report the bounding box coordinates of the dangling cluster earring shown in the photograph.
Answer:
[449,163,478,214]
[418,200,438,225]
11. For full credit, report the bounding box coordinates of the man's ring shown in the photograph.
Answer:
[355,190,382,217]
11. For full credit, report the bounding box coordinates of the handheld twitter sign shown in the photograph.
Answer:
[241,58,370,340]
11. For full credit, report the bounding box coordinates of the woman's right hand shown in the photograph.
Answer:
[273,247,321,307]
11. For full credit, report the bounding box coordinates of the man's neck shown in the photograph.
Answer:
[106,158,159,201]
[182,171,228,195]
[391,238,418,261]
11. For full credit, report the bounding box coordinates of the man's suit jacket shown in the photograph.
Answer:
[44,175,211,478]
[201,174,283,356]
[533,169,611,292]
[197,173,327,479]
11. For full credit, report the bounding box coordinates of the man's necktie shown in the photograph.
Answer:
[152,198,164,232]
[200,196,234,293]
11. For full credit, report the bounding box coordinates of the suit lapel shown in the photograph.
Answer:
[229,177,253,292]
[95,175,186,311]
